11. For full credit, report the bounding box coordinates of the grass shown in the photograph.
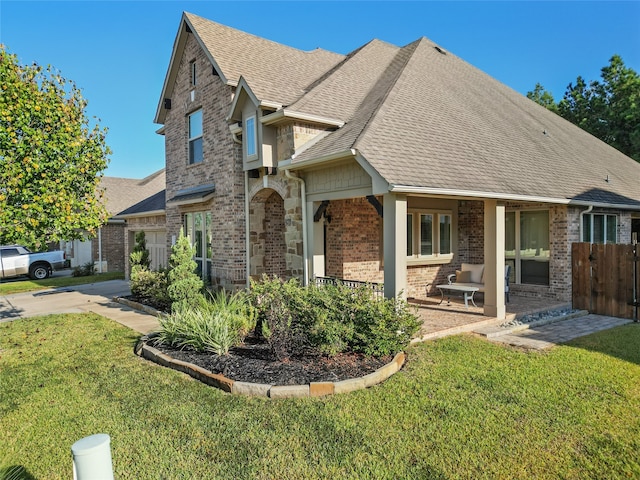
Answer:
[0,271,124,296]
[1,314,639,479]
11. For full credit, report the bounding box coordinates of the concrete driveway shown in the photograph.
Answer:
[0,280,160,334]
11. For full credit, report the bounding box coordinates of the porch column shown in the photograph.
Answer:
[484,199,506,319]
[383,193,407,299]
[307,201,325,279]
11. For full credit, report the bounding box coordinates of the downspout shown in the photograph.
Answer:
[284,169,309,286]
[580,204,594,313]
[244,170,251,289]
[98,227,103,273]
[580,205,594,241]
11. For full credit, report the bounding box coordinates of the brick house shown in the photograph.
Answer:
[155,12,640,320]
[61,169,165,273]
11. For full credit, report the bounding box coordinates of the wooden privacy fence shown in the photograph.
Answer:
[572,242,639,320]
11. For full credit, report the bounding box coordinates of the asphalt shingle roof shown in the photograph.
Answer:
[293,38,640,207]
[100,169,165,216]
[185,13,344,106]
[172,14,640,208]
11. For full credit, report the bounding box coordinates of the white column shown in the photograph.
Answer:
[484,199,506,319]
[383,193,407,299]
[307,201,325,279]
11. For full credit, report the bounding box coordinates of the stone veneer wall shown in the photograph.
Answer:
[246,120,330,283]
[162,32,246,290]
[248,172,305,282]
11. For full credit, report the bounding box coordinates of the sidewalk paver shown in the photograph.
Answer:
[486,314,633,350]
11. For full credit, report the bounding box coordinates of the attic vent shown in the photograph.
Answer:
[185,24,192,34]
[434,46,447,55]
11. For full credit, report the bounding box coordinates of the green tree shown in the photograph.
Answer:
[130,231,151,270]
[528,55,640,162]
[167,229,204,312]
[0,46,110,249]
[526,83,558,113]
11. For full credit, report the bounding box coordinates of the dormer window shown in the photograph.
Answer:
[246,116,257,157]
[188,109,203,164]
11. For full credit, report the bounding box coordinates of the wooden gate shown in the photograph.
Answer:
[572,242,639,320]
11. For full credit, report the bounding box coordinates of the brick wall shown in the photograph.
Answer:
[264,191,287,277]
[91,222,125,273]
[324,198,383,282]
[162,32,246,290]
[457,200,484,265]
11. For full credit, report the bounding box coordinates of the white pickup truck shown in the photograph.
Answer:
[0,245,66,280]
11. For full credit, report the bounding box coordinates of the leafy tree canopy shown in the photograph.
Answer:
[527,55,640,162]
[0,46,110,250]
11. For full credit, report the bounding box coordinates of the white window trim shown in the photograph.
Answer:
[582,213,618,244]
[505,209,550,285]
[188,109,203,165]
[245,115,257,159]
[406,209,453,265]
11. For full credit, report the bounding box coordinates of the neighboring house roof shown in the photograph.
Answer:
[155,12,344,123]
[118,190,166,218]
[100,169,166,217]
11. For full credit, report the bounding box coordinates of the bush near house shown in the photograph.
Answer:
[248,275,421,359]
[134,238,419,359]
[167,229,204,312]
[130,234,171,311]
[156,291,257,355]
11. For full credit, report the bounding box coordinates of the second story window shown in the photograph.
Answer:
[246,116,256,157]
[190,60,197,86]
[188,109,203,164]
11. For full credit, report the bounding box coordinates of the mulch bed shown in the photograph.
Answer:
[148,336,392,386]
[128,294,393,385]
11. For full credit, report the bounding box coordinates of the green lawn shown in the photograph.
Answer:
[1,314,639,479]
[0,271,124,296]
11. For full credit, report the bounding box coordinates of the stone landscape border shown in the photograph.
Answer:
[134,334,406,398]
[118,296,408,398]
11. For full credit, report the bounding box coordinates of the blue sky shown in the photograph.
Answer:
[2,1,639,179]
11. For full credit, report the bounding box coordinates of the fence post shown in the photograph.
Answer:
[71,433,114,480]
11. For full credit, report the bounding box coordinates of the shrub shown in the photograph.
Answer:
[130,231,151,270]
[248,275,420,359]
[167,229,204,312]
[72,262,94,277]
[157,307,237,356]
[248,275,310,360]
[349,292,421,357]
[156,291,257,356]
[130,267,170,310]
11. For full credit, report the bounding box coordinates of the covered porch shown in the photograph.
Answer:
[408,293,571,341]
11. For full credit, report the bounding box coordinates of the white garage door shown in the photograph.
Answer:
[144,230,167,271]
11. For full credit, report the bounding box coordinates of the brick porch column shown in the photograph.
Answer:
[383,193,407,299]
[484,199,506,319]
